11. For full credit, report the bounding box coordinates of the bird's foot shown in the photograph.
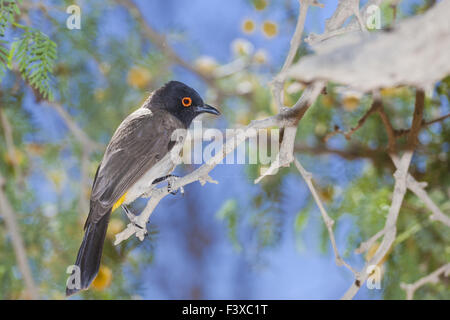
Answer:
[151,174,184,196]
[121,205,148,237]
[167,175,184,196]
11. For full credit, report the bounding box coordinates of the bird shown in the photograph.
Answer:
[66,81,220,296]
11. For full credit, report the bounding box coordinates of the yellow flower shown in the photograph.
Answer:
[253,0,268,11]
[342,96,360,111]
[194,56,218,75]
[380,86,408,97]
[321,95,334,108]
[94,89,106,102]
[4,148,25,166]
[242,19,255,34]
[92,265,112,291]
[231,38,254,56]
[127,66,152,89]
[262,21,278,38]
[253,49,268,64]
[48,170,65,192]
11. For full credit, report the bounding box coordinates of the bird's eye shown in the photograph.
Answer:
[182,97,192,107]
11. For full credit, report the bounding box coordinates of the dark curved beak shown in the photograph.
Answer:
[195,104,220,116]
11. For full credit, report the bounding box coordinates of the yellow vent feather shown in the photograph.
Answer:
[112,192,127,212]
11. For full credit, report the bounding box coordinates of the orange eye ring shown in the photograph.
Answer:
[182,97,192,107]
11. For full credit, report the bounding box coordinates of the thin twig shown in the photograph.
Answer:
[0,173,39,299]
[325,98,381,141]
[46,101,102,153]
[272,0,322,112]
[377,104,397,154]
[342,88,426,299]
[0,109,22,179]
[400,263,450,300]
[344,99,381,139]
[394,113,450,137]
[294,158,358,275]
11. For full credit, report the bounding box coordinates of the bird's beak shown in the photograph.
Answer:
[195,104,220,116]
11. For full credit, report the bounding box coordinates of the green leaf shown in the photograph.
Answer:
[12,29,57,99]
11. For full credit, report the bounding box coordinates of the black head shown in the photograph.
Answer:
[148,81,220,127]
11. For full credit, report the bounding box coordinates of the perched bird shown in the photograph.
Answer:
[66,81,220,296]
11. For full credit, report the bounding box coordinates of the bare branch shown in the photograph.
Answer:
[0,173,39,299]
[355,228,387,254]
[395,113,450,138]
[288,1,450,92]
[271,0,323,112]
[407,90,425,150]
[294,158,358,275]
[325,97,381,141]
[46,101,103,153]
[343,98,380,139]
[377,103,397,154]
[342,87,426,299]
[255,81,325,184]
[400,263,450,300]
[342,150,413,299]
[306,0,385,46]
[0,109,22,179]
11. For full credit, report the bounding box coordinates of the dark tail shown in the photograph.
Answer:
[66,210,111,296]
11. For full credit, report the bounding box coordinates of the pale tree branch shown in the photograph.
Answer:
[342,149,414,299]
[355,227,388,254]
[325,97,381,141]
[377,102,398,154]
[46,101,103,153]
[393,113,450,138]
[400,263,450,300]
[407,178,450,227]
[394,160,450,228]
[306,0,385,46]
[0,173,39,299]
[342,89,426,299]
[272,0,323,112]
[255,81,325,184]
[294,158,358,275]
[290,1,450,92]
[0,109,22,180]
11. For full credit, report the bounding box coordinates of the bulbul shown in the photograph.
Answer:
[66,81,220,296]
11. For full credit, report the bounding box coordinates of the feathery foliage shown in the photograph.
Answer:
[0,0,57,100]
[11,29,57,100]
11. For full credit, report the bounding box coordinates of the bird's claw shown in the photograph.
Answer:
[167,175,184,196]
[121,205,148,237]
[152,174,184,196]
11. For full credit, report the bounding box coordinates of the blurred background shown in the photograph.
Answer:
[0,0,449,300]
